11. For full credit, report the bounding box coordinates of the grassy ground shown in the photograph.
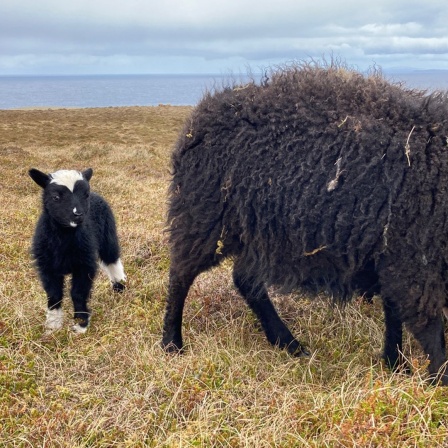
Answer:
[1,106,448,447]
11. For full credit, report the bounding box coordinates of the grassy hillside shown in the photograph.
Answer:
[1,106,447,447]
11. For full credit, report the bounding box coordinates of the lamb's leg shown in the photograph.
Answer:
[70,270,94,334]
[99,259,126,292]
[382,296,407,372]
[232,258,309,357]
[411,316,448,385]
[98,232,126,292]
[41,273,65,331]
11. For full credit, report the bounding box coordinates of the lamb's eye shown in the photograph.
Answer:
[52,195,60,202]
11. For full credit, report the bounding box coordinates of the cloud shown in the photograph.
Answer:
[359,22,423,36]
[1,0,448,74]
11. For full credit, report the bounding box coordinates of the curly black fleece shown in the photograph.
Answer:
[167,62,448,335]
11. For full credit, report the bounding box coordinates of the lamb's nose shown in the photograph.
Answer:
[73,207,83,217]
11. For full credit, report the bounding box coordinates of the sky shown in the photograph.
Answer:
[1,0,448,75]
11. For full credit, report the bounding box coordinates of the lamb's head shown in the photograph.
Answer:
[29,168,93,228]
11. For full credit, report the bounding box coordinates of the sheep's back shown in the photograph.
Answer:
[169,64,448,296]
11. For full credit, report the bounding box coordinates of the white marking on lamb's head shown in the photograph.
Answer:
[50,170,84,192]
[35,168,93,228]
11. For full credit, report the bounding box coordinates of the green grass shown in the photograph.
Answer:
[1,106,448,447]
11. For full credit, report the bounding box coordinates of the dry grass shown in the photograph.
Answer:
[1,106,448,447]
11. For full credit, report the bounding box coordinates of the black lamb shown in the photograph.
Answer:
[29,168,126,333]
[162,62,448,385]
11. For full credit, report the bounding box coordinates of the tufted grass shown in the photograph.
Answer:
[1,106,448,447]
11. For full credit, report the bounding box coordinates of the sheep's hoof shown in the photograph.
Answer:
[427,372,448,387]
[392,363,412,376]
[382,354,411,376]
[438,373,448,387]
[112,282,126,293]
[286,340,311,358]
[162,340,184,354]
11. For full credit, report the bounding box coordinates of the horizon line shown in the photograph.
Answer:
[2,68,448,77]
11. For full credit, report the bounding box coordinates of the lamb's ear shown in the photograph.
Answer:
[29,168,51,189]
[82,168,93,182]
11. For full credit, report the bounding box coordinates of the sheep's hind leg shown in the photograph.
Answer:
[411,316,448,385]
[232,259,310,357]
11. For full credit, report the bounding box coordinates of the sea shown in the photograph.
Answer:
[0,71,447,110]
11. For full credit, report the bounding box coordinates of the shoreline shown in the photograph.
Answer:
[1,104,190,111]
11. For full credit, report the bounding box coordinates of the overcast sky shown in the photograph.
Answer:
[1,0,448,75]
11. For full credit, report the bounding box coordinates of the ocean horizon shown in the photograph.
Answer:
[1,71,447,110]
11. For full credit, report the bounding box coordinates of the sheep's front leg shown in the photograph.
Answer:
[40,271,64,331]
[71,269,94,333]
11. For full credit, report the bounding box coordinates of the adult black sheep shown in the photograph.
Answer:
[162,62,448,385]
